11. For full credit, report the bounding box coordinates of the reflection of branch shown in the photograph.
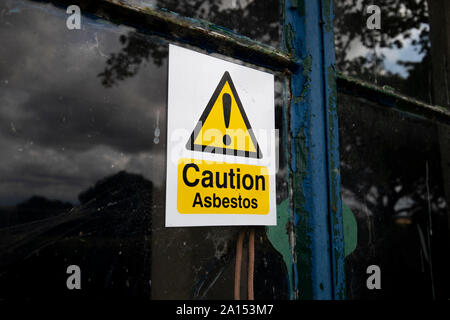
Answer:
[98,32,168,88]
[334,0,429,86]
[97,1,279,88]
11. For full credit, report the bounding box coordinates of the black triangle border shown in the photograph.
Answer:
[185,71,263,159]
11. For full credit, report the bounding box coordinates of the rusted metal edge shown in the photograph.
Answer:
[337,72,450,126]
[45,0,297,72]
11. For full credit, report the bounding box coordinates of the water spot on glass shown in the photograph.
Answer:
[153,110,160,144]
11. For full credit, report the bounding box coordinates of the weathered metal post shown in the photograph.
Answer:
[283,0,345,299]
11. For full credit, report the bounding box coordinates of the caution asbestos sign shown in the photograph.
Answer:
[166,44,276,227]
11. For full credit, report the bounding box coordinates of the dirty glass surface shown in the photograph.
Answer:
[0,0,289,300]
[334,0,432,104]
[0,0,165,300]
[338,93,450,299]
[124,0,281,49]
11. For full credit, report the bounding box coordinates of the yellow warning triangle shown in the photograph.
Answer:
[186,71,262,159]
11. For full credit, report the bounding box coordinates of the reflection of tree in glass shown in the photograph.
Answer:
[334,0,430,102]
[340,102,447,224]
[0,171,154,299]
[339,100,449,299]
[99,33,167,87]
[98,0,279,87]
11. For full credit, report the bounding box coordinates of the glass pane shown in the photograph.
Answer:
[338,92,450,299]
[124,0,281,48]
[0,0,288,300]
[0,0,167,299]
[334,0,432,104]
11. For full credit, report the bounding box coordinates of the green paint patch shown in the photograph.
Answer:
[292,129,313,300]
[327,65,337,112]
[322,0,333,32]
[284,24,296,57]
[343,202,357,257]
[290,56,313,106]
[302,55,312,77]
[279,106,311,298]
[267,199,294,298]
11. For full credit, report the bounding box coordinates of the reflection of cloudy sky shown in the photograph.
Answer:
[346,24,428,78]
[378,25,428,77]
[0,0,168,205]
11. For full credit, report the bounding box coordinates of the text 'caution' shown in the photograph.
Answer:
[177,158,269,214]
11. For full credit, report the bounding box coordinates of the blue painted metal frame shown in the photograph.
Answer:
[283,0,345,299]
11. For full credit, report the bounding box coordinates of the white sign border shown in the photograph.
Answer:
[165,44,277,227]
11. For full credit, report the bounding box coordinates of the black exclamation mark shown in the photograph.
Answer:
[222,93,232,146]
